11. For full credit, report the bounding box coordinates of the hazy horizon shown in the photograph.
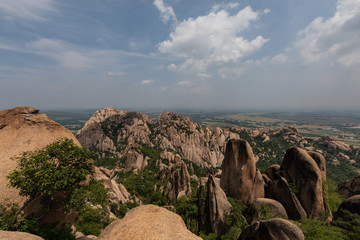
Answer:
[1,0,360,111]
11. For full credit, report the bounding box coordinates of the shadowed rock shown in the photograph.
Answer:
[338,176,360,198]
[208,175,232,235]
[265,164,280,180]
[246,198,288,223]
[334,195,360,220]
[239,218,305,240]
[266,177,307,220]
[281,147,325,218]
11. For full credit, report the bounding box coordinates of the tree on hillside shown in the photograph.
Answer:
[7,138,107,225]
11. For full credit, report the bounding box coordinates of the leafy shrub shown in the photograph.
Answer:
[296,218,348,240]
[74,205,111,236]
[326,179,345,213]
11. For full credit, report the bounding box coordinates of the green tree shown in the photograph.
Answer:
[7,138,96,223]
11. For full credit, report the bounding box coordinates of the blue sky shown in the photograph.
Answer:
[1,0,360,110]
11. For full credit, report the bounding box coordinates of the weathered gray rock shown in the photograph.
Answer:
[0,231,44,240]
[281,147,325,218]
[98,205,201,240]
[93,167,131,204]
[239,218,305,240]
[208,175,232,235]
[338,176,360,198]
[220,139,258,205]
[247,198,288,223]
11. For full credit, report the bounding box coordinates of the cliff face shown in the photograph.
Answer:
[0,107,80,205]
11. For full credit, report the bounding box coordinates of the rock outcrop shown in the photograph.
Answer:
[98,205,201,240]
[207,175,232,235]
[93,167,131,204]
[220,139,264,205]
[281,147,325,217]
[265,177,307,220]
[334,195,360,220]
[0,230,44,240]
[160,161,192,202]
[239,218,305,240]
[338,176,360,198]
[76,108,241,168]
[0,107,81,205]
[246,198,288,223]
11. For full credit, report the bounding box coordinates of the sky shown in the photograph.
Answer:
[1,0,360,111]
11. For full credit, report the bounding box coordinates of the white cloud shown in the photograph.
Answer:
[178,80,193,87]
[197,73,211,78]
[153,0,177,24]
[29,38,94,69]
[107,71,127,76]
[158,5,268,72]
[218,67,245,80]
[295,0,360,65]
[159,86,169,91]
[0,0,55,21]
[211,2,240,12]
[141,79,154,85]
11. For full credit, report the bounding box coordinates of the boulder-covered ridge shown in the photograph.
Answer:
[76,107,360,182]
[0,107,81,204]
[76,107,240,168]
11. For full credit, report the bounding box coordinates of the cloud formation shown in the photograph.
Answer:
[153,0,177,24]
[141,79,154,85]
[158,5,268,72]
[0,0,55,21]
[295,0,360,65]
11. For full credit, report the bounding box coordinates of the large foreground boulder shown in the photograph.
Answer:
[98,205,201,240]
[239,218,305,240]
[0,230,43,240]
[0,107,81,205]
[220,139,264,205]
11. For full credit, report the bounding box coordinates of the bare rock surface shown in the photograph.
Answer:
[208,175,232,235]
[239,218,305,240]
[0,107,80,205]
[93,167,131,204]
[0,230,44,240]
[76,108,242,168]
[98,205,201,240]
[220,139,262,205]
[281,147,325,217]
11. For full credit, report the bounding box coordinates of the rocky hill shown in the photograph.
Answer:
[76,107,360,183]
